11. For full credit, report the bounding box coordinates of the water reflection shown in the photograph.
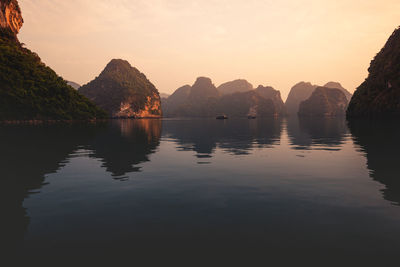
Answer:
[2,117,400,262]
[349,119,400,205]
[0,120,162,251]
[88,120,161,179]
[0,124,96,252]
[162,118,282,158]
[287,117,348,150]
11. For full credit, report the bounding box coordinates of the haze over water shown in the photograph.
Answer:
[2,118,400,265]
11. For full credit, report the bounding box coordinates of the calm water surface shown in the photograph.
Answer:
[1,118,400,265]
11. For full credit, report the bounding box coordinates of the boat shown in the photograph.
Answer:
[216,115,228,120]
[248,115,257,119]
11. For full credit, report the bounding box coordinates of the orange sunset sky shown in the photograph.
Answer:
[18,0,400,100]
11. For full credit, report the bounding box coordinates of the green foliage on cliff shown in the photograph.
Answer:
[0,37,107,120]
[79,59,161,117]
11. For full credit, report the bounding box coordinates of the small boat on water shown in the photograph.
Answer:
[216,115,228,120]
[248,115,257,119]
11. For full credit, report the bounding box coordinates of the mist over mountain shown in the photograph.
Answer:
[160,93,170,99]
[67,81,81,90]
[347,26,400,117]
[298,87,348,117]
[79,59,162,118]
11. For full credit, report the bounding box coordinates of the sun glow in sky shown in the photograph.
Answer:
[18,0,400,99]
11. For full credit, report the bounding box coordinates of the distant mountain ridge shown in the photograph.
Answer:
[163,77,286,117]
[79,59,162,118]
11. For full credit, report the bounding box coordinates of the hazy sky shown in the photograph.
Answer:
[19,0,399,100]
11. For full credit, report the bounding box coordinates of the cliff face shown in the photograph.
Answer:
[217,79,253,95]
[79,59,162,118]
[285,82,318,115]
[0,0,23,36]
[347,27,400,117]
[298,87,348,117]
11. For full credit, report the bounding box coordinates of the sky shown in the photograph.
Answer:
[18,0,400,100]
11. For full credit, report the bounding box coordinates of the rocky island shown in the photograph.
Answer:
[79,59,162,118]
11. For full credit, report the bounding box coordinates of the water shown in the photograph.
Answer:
[1,118,400,265]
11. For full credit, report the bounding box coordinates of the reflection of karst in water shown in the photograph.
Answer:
[0,124,98,252]
[0,120,162,252]
[286,117,348,150]
[88,120,162,179]
[162,118,282,158]
[349,119,400,205]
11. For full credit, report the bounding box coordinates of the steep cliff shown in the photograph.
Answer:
[217,79,253,95]
[324,82,352,102]
[298,87,348,117]
[0,0,23,39]
[79,59,162,118]
[285,82,318,115]
[0,0,106,120]
[347,27,400,117]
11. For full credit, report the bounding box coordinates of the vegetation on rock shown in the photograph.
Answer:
[0,37,107,121]
[79,59,162,118]
[0,0,106,121]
